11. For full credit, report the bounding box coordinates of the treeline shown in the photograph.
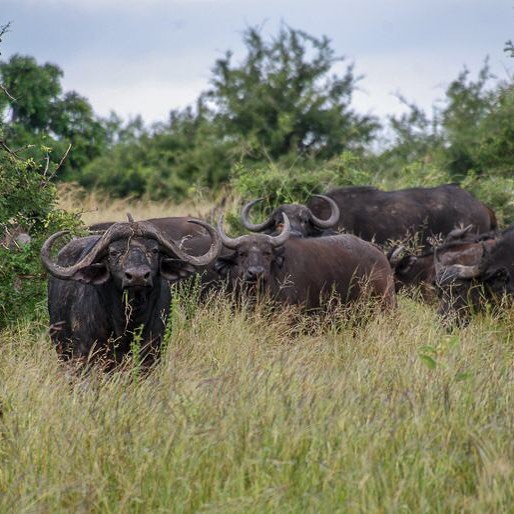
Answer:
[1,25,513,216]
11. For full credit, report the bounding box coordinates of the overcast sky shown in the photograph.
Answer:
[1,0,513,125]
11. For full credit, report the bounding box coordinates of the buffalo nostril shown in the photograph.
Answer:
[125,272,133,280]
[143,272,150,279]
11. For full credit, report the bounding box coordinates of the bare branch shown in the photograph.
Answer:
[0,138,19,158]
[55,143,72,173]
[45,143,72,182]
[0,84,16,102]
[43,153,50,177]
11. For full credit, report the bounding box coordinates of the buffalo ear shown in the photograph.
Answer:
[274,246,286,269]
[161,258,196,282]
[213,253,236,278]
[72,263,110,285]
[394,255,417,275]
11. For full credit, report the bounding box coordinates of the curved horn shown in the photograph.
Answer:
[445,224,474,242]
[218,215,248,249]
[240,198,274,232]
[155,219,222,266]
[389,245,406,267]
[42,220,222,280]
[267,213,291,247]
[41,226,118,280]
[309,194,340,229]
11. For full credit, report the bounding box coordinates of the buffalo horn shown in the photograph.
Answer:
[434,243,482,281]
[41,220,221,279]
[268,213,291,247]
[445,224,473,242]
[155,219,222,266]
[218,213,291,249]
[309,194,340,229]
[41,225,122,280]
[218,216,248,249]
[388,245,406,267]
[240,198,274,232]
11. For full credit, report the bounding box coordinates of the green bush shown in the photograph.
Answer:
[0,147,82,327]
[231,151,376,206]
[461,171,514,226]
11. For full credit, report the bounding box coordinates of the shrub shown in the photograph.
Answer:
[0,145,82,327]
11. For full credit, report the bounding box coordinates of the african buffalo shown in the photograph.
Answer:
[387,225,497,299]
[41,217,221,367]
[240,195,340,237]
[216,213,396,309]
[434,227,512,324]
[307,184,497,247]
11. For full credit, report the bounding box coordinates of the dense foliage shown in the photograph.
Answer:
[0,55,107,182]
[0,143,82,327]
[0,27,82,327]
[1,25,512,212]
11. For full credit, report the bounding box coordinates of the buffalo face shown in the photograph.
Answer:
[216,213,291,290]
[433,237,513,324]
[41,218,222,289]
[240,195,339,237]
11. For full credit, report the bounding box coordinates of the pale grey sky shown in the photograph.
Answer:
[1,0,513,124]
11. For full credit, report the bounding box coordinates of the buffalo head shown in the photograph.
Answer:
[240,195,339,237]
[215,213,291,286]
[433,237,512,324]
[41,217,221,291]
[387,245,436,298]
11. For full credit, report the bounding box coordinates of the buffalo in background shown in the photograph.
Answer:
[41,217,221,367]
[307,184,496,247]
[216,213,396,309]
[240,194,340,237]
[433,226,514,324]
[387,225,497,300]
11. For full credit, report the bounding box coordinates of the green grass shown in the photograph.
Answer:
[0,294,512,513]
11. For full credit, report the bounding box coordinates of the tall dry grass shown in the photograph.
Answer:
[56,183,229,226]
[0,191,512,513]
[1,294,513,513]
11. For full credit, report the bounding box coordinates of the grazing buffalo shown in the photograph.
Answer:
[387,225,496,299]
[387,245,437,300]
[41,218,221,367]
[240,195,340,237]
[433,226,513,324]
[306,184,497,247]
[216,214,396,309]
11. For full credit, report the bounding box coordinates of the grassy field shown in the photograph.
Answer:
[0,194,513,513]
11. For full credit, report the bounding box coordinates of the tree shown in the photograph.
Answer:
[0,54,107,181]
[205,25,379,162]
[0,31,81,327]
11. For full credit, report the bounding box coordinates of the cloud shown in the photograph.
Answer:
[75,78,207,123]
[18,0,234,12]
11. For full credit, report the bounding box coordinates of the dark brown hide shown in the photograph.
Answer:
[433,229,513,324]
[217,233,396,309]
[43,220,220,367]
[307,184,496,247]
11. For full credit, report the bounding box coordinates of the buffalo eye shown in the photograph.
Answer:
[109,250,120,258]
[238,251,248,258]
[151,248,159,254]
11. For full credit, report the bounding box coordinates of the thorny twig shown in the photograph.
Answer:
[0,138,19,158]
[0,84,16,103]
[49,143,72,179]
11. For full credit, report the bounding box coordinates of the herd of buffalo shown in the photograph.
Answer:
[40,183,514,368]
